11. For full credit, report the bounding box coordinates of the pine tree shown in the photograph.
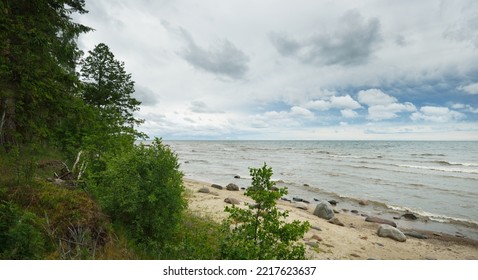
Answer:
[0,0,91,147]
[80,43,143,139]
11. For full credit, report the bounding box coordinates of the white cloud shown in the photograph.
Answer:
[357,88,397,106]
[304,94,361,111]
[340,109,358,118]
[367,102,416,121]
[411,106,465,122]
[458,82,478,95]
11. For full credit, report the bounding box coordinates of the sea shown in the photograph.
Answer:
[162,140,478,241]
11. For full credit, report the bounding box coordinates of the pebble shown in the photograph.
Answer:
[311,234,322,242]
[234,175,241,179]
[328,217,345,227]
[303,183,310,187]
[350,253,361,258]
[311,225,322,231]
[351,210,359,214]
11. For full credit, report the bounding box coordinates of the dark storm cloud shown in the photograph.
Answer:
[178,28,250,79]
[271,10,382,66]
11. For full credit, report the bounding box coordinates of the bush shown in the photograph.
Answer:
[0,202,47,259]
[220,163,310,260]
[91,138,186,254]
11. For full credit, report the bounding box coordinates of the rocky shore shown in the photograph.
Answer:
[184,178,478,260]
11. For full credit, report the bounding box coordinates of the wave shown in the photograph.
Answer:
[411,153,446,157]
[434,160,478,167]
[386,205,478,229]
[397,164,478,174]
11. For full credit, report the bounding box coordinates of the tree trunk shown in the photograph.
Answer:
[0,89,16,147]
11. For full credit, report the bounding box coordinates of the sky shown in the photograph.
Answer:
[75,0,478,140]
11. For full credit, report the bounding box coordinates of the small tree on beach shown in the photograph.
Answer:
[220,163,310,260]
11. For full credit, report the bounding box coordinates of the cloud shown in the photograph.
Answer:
[189,101,224,114]
[357,88,398,106]
[357,88,416,121]
[134,85,160,106]
[252,106,315,128]
[179,28,249,79]
[457,82,478,95]
[340,109,358,119]
[411,106,465,122]
[304,94,361,111]
[367,103,416,121]
[270,10,382,66]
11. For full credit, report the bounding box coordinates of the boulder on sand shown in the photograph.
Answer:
[294,202,308,210]
[198,187,210,193]
[377,224,407,242]
[313,201,334,220]
[224,197,240,205]
[365,216,397,227]
[226,183,239,191]
[211,184,223,190]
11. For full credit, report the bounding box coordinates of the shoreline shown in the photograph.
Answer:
[183,177,478,260]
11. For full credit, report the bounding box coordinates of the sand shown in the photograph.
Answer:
[184,178,478,260]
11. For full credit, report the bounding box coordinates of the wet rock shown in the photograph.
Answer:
[302,199,310,204]
[328,217,345,226]
[342,209,349,212]
[328,200,338,206]
[198,187,210,193]
[314,198,320,201]
[226,183,239,191]
[404,231,428,239]
[365,216,397,227]
[303,183,310,187]
[281,197,291,202]
[293,197,304,202]
[294,202,308,210]
[351,210,359,214]
[401,213,418,220]
[313,201,335,220]
[359,200,369,206]
[455,232,465,238]
[211,184,223,190]
[377,224,407,242]
[234,175,241,179]
[240,187,246,190]
[433,232,442,237]
[224,197,240,205]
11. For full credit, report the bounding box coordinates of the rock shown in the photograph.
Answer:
[240,187,246,190]
[342,209,349,212]
[350,253,361,258]
[313,198,320,201]
[211,184,223,190]
[311,234,322,242]
[234,175,241,179]
[328,217,345,226]
[302,199,310,204]
[294,202,308,210]
[328,199,338,206]
[455,232,465,238]
[224,197,240,205]
[404,231,428,239]
[359,200,369,206]
[306,241,319,248]
[393,216,401,220]
[292,197,304,202]
[365,216,397,227]
[401,213,418,220]
[198,187,210,193]
[313,201,335,220]
[433,232,442,237]
[351,210,359,214]
[226,183,239,191]
[377,224,407,242]
[281,197,291,202]
[311,225,322,231]
[303,183,310,187]
[333,209,340,214]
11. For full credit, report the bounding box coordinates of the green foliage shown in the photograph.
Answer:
[80,43,144,140]
[160,212,222,260]
[0,0,91,146]
[90,138,187,253]
[0,202,47,259]
[221,163,310,260]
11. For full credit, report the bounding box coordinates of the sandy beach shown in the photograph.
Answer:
[184,178,478,260]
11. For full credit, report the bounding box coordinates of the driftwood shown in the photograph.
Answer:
[53,150,87,187]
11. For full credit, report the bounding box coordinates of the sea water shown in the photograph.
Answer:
[164,140,478,240]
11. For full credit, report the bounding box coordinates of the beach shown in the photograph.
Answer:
[184,178,478,260]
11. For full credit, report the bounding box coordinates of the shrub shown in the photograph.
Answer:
[91,138,186,254]
[220,163,310,260]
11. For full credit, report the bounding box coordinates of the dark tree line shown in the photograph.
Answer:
[0,0,143,156]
